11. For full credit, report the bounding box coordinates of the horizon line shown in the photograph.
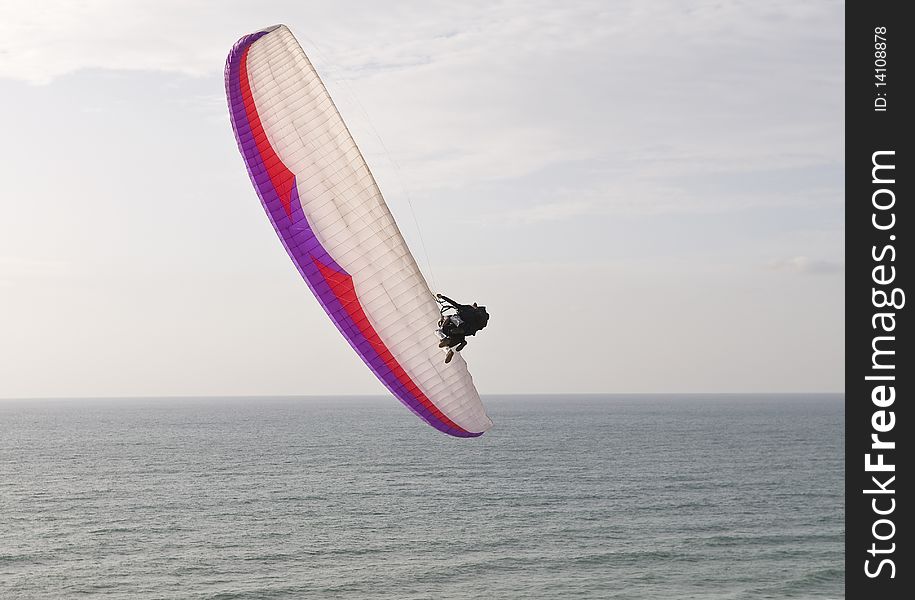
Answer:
[0,391,846,402]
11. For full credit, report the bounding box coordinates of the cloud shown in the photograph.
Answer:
[466,168,842,228]
[0,0,226,84]
[488,200,596,225]
[0,256,71,286]
[765,256,843,275]
[1,0,844,198]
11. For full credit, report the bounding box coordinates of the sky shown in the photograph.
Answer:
[0,0,844,398]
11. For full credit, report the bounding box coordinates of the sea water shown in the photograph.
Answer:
[0,395,843,599]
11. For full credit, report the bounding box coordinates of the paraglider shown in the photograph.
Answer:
[225,25,492,437]
[436,294,490,364]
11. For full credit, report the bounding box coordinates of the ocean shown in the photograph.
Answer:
[0,394,843,599]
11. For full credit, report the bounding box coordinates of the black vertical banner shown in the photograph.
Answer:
[846,2,910,598]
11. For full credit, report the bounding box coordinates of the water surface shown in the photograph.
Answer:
[0,394,844,599]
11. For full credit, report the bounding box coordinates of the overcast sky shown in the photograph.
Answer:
[0,0,844,398]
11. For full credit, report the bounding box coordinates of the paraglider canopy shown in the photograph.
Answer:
[225,25,492,437]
